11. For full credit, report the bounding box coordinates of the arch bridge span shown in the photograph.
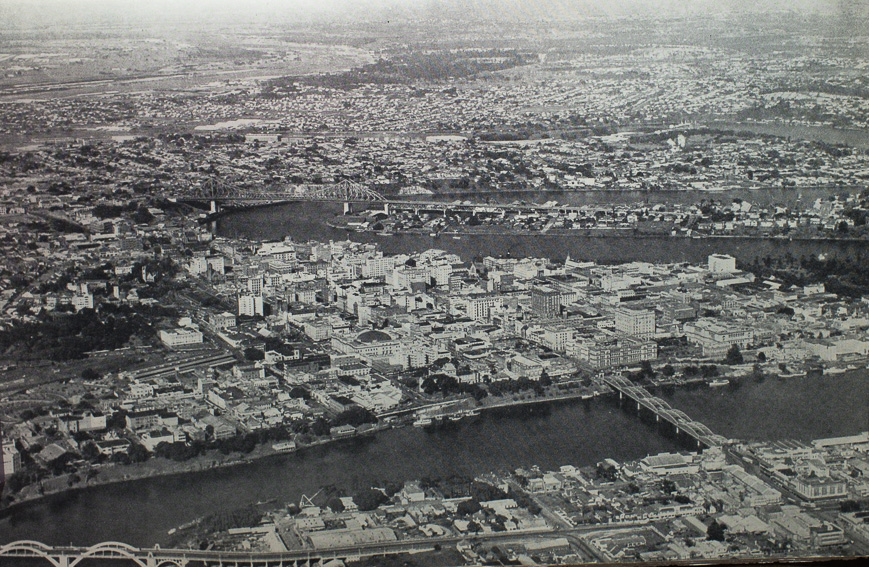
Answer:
[603,375,729,449]
[0,539,442,567]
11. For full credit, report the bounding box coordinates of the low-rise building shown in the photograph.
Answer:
[159,328,203,347]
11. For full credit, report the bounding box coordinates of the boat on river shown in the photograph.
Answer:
[779,372,806,378]
[709,379,730,387]
[272,441,297,452]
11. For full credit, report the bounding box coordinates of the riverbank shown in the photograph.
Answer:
[4,369,865,547]
[201,200,294,223]
[4,355,858,529]
[0,388,599,514]
[327,218,869,243]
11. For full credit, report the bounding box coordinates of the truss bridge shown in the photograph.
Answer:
[174,178,385,205]
[603,375,729,449]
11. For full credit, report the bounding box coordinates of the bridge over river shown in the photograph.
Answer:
[603,376,730,449]
[0,538,446,567]
[170,177,611,218]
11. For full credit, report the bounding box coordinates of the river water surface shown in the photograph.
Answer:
[214,189,869,266]
[2,373,867,547]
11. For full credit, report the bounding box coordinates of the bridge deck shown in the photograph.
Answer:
[603,376,726,448]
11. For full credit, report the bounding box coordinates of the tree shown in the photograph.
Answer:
[661,364,675,377]
[327,496,346,512]
[107,409,128,430]
[244,347,265,361]
[288,386,311,400]
[332,406,377,427]
[776,306,795,317]
[132,206,155,225]
[707,520,726,541]
[840,500,863,513]
[457,498,482,516]
[353,488,388,511]
[640,360,655,379]
[5,472,29,493]
[81,442,101,462]
[110,452,131,465]
[81,367,100,380]
[723,345,743,365]
[127,443,150,463]
[700,364,719,378]
[756,351,766,362]
[311,417,331,437]
[751,364,766,383]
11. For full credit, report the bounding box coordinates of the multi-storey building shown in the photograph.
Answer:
[684,319,753,357]
[468,295,503,322]
[614,306,656,339]
[531,285,561,318]
[159,328,204,347]
[238,294,264,317]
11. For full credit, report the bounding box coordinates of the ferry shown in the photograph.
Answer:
[825,367,846,375]
[413,417,433,427]
[272,441,297,453]
[709,379,730,387]
[779,372,806,379]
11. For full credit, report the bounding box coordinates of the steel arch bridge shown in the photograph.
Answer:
[175,178,385,203]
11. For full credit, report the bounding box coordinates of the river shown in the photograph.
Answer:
[2,372,867,547]
[214,190,869,266]
[702,120,869,151]
[1,399,677,547]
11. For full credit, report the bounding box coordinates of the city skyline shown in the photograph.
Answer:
[0,2,867,566]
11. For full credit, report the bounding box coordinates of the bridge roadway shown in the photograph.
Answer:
[603,376,729,449]
[0,521,659,567]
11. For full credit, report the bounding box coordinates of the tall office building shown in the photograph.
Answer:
[238,294,264,317]
[531,285,561,318]
[614,306,656,339]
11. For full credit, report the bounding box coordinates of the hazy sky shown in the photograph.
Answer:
[0,0,851,31]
